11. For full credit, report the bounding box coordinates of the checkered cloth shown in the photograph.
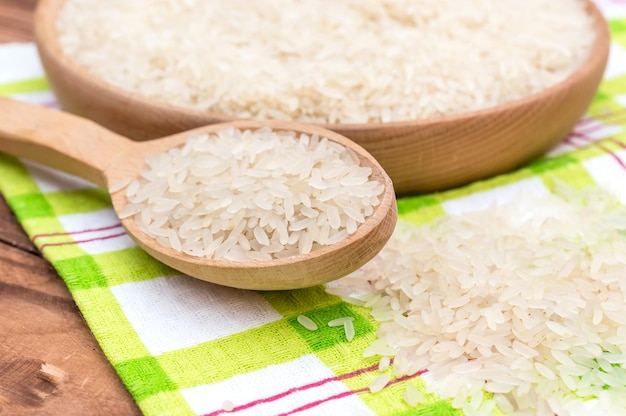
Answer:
[1,2,626,414]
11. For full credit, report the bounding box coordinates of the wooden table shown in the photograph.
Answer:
[0,1,141,414]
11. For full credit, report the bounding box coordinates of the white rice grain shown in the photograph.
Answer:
[403,383,425,407]
[378,356,391,371]
[297,315,318,331]
[328,317,355,327]
[57,0,595,124]
[222,400,234,412]
[343,319,356,342]
[122,127,382,260]
[369,374,391,393]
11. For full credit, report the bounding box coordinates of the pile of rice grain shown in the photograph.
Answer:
[115,127,383,261]
[327,185,626,415]
[56,0,595,124]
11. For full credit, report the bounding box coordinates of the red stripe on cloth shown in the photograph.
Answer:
[568,126,626,171]
[569,110,626,134]
[575,115,599,128]
[566,131,626,170]
[596,143,626,170]
[32,223,123,242]
[39,231,128,251]
[203,363,380,416]
[567,131,595,145]
[567,112,626,142]
[571,121,621,139]
[277,389,368,416]
[587,109,626,126]
[204,363,426,416]
[610,138,626,150]
[276,372,426,416]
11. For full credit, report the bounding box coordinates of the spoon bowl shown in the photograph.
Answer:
[0,98,397,290]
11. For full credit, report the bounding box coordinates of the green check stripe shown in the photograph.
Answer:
[0,153,41,196]
[361,377,460,415]
[45,188,112,214]
[138,392,195,416]
[156,301,375,389]
[73,287,152,363]
[115,356,178,400]
[93,249,179,287]
[609,19,626,49]
[261,285,344,316]
[0,77,49,95]
[1,27,626,416]
[397,134,626,226]
[157,320,310,388]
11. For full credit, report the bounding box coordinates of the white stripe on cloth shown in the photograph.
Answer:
[441,177,550,216]
[55,209,136,255]
[584,150,626,204]
[605,42,626,80]
[110,275,283,355]
[0,43,45,84]
[23,159,96,192]
[181,354,374,416]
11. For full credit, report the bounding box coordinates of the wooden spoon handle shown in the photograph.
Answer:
[0,97,131,187]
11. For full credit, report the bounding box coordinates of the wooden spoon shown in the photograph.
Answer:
[0,98,397,290]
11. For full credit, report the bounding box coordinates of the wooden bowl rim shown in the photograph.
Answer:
[34,0,611,134]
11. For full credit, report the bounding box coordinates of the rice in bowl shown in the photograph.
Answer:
[56,0,596,124]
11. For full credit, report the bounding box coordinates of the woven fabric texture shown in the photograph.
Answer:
[1,3,626,414]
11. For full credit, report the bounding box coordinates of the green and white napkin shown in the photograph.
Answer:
[1,2,626,413]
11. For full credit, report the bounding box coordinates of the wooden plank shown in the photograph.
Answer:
[0,0,37,42]
[0,1,142,414]
[0,240,141,415]
[0,195,37,252]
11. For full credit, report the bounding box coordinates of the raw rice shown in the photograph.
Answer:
[378,356,391,371]
[114,127,383,261]
[328,316,356,341]
[327,317,355,327]
[327,184,626,414]
[56,0,595,124]
[403,383,425,407]
[344,320,356,342]
[222,400,234,412]
[297,315,318,331]
[369,374,391,393]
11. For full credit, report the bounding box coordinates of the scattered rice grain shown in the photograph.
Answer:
[403,383,425,407]
[328,184,626,414]
[327,316,355,327]
[222,400,234,412]
[369,374,391,393]
[344,319,356,342]
[296,315,318,331]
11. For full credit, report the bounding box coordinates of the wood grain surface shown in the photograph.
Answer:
[0,1,141,414]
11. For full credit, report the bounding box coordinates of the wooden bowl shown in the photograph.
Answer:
[33,0,610,196]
